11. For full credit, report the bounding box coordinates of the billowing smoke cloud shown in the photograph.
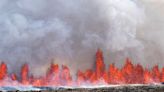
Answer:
[0,0,163,76]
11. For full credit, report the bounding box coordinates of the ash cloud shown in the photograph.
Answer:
[0,0,163,76]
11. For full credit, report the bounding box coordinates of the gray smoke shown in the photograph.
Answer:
[0,0,163,76]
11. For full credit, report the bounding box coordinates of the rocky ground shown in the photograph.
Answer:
[0,84,164,92]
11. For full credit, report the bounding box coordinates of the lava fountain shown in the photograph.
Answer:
[0,49,163,87]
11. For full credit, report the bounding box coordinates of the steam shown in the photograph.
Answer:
[0,0,163,76]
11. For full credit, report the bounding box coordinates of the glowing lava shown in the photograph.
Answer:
[0,49,163,86]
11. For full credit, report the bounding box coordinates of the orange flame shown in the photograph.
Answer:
[122,58,135,84]
[133,64,144,84]
[61,65,72,86]
[109,64,125,84]
[21,64,29,85]
[0,49,163,86]
[161,68,164,82]
[96,49,105,79]
[152,65,161,83]
[0,62,7,80]
[11,73,17,81]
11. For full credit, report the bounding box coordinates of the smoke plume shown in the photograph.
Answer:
[0,0,163,76]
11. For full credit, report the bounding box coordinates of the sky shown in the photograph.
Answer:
[0,0,163,76]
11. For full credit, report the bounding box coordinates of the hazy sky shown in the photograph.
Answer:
[0,0,163,76]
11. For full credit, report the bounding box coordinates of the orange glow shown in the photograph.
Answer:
[77,70,85,85]
[96,49,105,79]
[133,64,144,83]
[0,49,163,86]
[144,69,153,84]
[0,62,7,80]
[61,65,72,86]
[161,68,164,82]
[21,64,29,85]
[109,64,125,84]
[152,65,161,83]
[11,73,17,81]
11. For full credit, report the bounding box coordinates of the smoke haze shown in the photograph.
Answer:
[0,0,163,76]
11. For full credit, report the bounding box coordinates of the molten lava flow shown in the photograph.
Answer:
[152,65,161,83]
[133,64,144,84]
[61,65,72,86]
[47,63,60,86]
[96,49,105,79]
[11,73,17,81]
[77,70,85,85]
[0,49,163,86]
[21,64,29,85]
[0,62,7,80]
[108,64,125,84]
[122,58,135,84]
[161,68,164,82]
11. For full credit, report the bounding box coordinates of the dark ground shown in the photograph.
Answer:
[0,84,164,92]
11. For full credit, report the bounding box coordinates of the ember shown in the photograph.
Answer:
[0,49,163,87]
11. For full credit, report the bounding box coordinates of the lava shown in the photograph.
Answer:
[21,64,29,85]
[0,49,163,86]
[0,62,7,80]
